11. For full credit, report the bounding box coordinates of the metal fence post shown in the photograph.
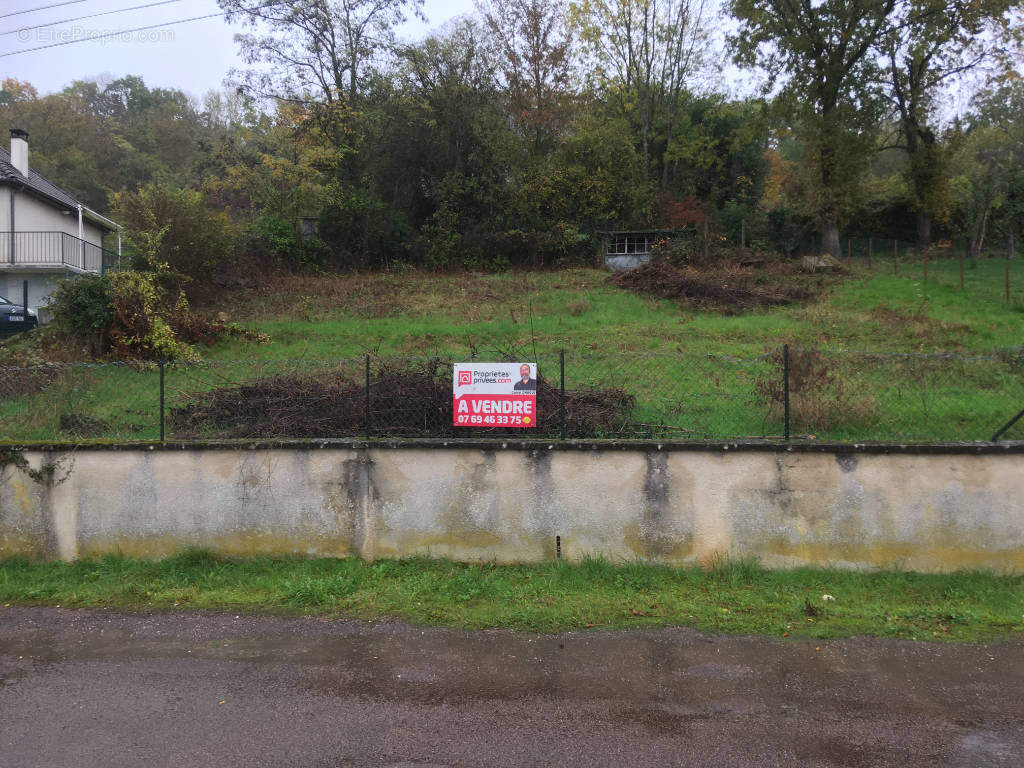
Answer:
[783,344,790,442]
[560,349,566,440]
[365,354,371,440]
[159,360,165,442]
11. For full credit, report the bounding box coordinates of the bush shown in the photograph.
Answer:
[49,270,255,360]
[48,274,115,356]
[247,215,328,268]
[111,183,235,283]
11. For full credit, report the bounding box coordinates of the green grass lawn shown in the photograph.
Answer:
[1,552,1021,642]
[2,264,1022,442]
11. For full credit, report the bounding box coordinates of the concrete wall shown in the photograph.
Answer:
[2,444,1023,572]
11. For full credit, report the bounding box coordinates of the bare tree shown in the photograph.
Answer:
[569,0,711,182]
[475,0,574,150]
[219,0,425,108]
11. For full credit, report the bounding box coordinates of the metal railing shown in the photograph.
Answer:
[0,231,119,273]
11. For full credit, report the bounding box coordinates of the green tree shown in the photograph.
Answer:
[219,0,425,109]
[877,0,1020,249]
[569,0,711,183]
[729,0,895,256]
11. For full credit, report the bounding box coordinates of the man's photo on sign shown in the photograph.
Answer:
[513,364,536,392]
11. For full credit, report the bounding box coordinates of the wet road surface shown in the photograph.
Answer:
[0,607,1022,767]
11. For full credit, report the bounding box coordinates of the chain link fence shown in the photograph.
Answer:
[1,349,1022,443]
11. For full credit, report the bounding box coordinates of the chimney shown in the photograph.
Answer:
[10,129,29,177]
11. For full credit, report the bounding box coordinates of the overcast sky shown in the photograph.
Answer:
[3,0,476,98]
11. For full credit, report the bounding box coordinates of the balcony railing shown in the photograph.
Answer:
[0,231,120,274]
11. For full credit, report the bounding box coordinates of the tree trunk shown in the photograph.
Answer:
[821,222,841,257]
[974,210,990,260]
[915,210,931,251]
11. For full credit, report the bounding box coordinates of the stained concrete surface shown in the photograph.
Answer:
[6,446,1024,571]
[0,607,1022,767]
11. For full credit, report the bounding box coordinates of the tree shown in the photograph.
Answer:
[475,0,574,151]
[949,80,1024,260]
[729,0,896,257]
[569,0,711,183]
[877,0,1020,249]
[219,0,425,110]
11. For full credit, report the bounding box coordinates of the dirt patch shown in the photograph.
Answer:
[0,363,60,400]
[612,258,821,313]
[169,358,634,439]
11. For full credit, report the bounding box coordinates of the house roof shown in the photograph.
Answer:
[0,147,118,233]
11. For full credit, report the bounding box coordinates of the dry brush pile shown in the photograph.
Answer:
[169,359,635,439]
[612,257,821,312]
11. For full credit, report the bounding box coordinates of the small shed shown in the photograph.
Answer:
[597,230,675,271]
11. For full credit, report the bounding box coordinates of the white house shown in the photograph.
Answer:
[0,129,121,311]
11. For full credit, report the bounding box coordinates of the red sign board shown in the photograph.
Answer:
[453,363,537,428]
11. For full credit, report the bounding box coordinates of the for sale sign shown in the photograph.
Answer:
[453,363,537,428]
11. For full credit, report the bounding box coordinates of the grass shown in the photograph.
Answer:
[2,263,1023,442]
[1,552,1022,642]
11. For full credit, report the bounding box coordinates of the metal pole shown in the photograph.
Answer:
[560,350,566,440]
[22,279,28,317]
[992,408,1024,442]
[783,344,790,442]
[159,360,165,442]
[868,237,872,269]
[365,354,371,440]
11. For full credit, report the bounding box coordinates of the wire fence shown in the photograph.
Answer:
[2,348,1022,443]
[824,236,1024,306]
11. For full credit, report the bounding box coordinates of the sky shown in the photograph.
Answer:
[2,0,477,98]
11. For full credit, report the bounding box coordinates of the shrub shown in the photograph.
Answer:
[111,183,235,283]
[49,270,253,361]
[48,274,115,356]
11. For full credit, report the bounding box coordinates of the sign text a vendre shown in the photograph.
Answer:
[452,363,537,428]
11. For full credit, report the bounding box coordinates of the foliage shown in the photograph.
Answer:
[47,272,242,361]
[47,274,116,357]
[111,183,235,282]
[729,0,894,255]
[4,0,1023,273]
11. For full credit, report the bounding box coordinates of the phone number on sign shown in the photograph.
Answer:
[455,414,529,426]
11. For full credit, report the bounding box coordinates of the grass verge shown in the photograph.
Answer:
[2,552,1021,642]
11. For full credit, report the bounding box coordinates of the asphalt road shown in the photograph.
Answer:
[1,607,1022,767]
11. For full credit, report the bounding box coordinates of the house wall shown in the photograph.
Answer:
[1,271,64,310]
[2,444,1022,572]
[11,192,103,246]
[0,188,10,231]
